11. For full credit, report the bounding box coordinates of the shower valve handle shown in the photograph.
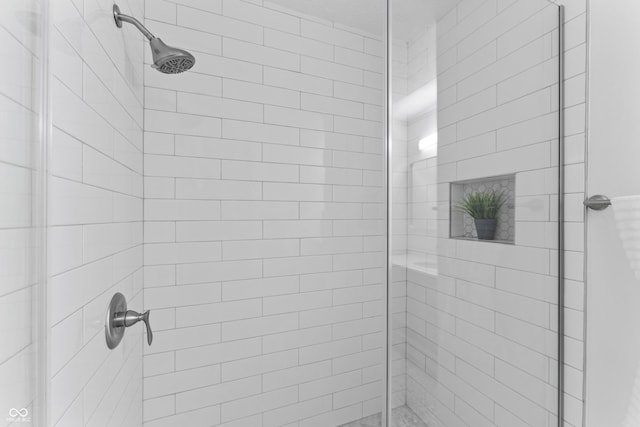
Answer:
[113,309,153,346]
[105,293,153,349]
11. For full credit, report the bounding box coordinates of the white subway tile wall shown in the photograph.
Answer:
[0,0,590,425]
[0,0,41,422]
[142,0,386,425]
[49,0,145,425]
[395,0,587,426]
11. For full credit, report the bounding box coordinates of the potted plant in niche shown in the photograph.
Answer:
[458,190,505,241]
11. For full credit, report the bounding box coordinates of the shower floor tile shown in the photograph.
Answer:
[339,405,429,427]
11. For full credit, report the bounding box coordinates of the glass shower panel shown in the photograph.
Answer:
[0,0,46,425]
[389,0,562,426]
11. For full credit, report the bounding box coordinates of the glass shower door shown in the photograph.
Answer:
[388,0,563,425]
[0,0,47,426]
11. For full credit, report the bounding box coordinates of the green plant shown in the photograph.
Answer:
[457,191,505,220]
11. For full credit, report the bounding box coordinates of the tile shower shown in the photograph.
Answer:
[0,0,589,426]
[142,1,387,425]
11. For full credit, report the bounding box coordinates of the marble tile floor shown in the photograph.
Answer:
[339,405,429,427]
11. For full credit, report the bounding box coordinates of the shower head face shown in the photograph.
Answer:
[149,38,195,74]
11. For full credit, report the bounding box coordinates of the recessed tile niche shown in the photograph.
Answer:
[450,175,516,244]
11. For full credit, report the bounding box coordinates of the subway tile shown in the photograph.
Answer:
[177,92,263,122]
[222,239,300,260]
[221,386,298,423]
[176,299,262,328]
[263,255,332,277]
[263,182,332,202]
[334,116,383,139]
[263,144,332,166]
[144,241,221,265]
[177,5,263,43]
[143,395,175,422]
[221,313,298,342]
[145,323,221,356]
[143,352,175,377]
[497,3,558,58]
[177,376,261,413]
[144,282,221,309]
[222,119,300,146]
[264,28,333,60]
[334,81,383,106]
[145,67,222,97]
[334,47,384,73]
[175,178,262,200]
[145,405,221,427]
[333,348,384,374]
[144,177,175,199]
[222,276,299,301]
[224,0,300,33]
[264,67,333,96]
[300,202,363,220]
[223,38,299,71]
[300,370,362,401]
[299,337,362,365]
[145,199,220,221]
[145,154,221,179]
[176,220,262,242]
[263,396,332,427]
[300,304,363,329]
[301,56,364,85]
[301,20,363,51]
[223,78,300,108]
[145,109,221,138]
[222,160,298,182]
[175,337,261,371]
[224,350,298,383]
[264,105,333,132]
[301,166,362,185]
[192,51,263,83]
[263,220,332,239]
[145,87,177,112]
[221,201,299,220]
[263,325,333,354]
[174,135,262,161]
[263,290,333,316]
[302,93,364,119]
[177,259,263,285]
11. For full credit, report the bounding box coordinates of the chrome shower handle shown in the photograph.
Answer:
[105,293,153,349]
[113,310,153,346]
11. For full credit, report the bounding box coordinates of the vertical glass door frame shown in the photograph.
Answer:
[34,0,51,424]
[557,5,566,427]
[383,0,391,425]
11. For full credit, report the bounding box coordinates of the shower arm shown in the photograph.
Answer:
[113,5,155,41]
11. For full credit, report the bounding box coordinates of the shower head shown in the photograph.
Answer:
[149,38,195,74]
[113,4,195,74]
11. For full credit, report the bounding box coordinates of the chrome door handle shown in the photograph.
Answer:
[105,293,153,349]
[584,195,612,211]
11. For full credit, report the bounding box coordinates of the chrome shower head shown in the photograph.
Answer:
[113,4,195,74]
[149,38,195,74]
